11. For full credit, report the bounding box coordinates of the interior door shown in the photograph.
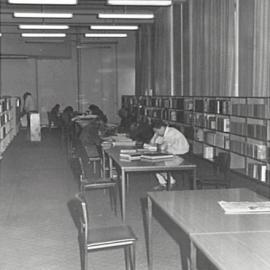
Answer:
[79,44,118,123]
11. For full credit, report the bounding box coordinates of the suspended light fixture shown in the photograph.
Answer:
[9,0,77,4]
[14,12,73,18]
[85,33,127,38]
[107,0,171,6]
[19,24,69,29]
[90,25,138,30]
[21,33,66,37]
[98,13,154,19]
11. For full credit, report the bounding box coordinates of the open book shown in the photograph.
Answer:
[218,201,270,214]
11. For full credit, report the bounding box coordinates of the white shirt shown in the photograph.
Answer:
[150,126,189,155]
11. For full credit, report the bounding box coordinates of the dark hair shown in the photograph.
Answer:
[152,120,166,129]
[23,92,31,101]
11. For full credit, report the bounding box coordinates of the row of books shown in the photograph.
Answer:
[230,140,246,155]
[247,123,268,141]
[0,123,12,140]
[247,163,269,182]
[0,98,11,113]
[230,121,246,136]
[123,96,270,117]
[0,111,12,127]
[246,143,268,160]
[247,104,268,118]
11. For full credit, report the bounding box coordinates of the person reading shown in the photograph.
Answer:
[150,120,189,190]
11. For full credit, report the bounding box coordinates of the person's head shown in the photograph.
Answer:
[88,104,100,115]
[118,107,128,119]
[23,92,31,101]
[54,104,60,111]
[152,120,167,136]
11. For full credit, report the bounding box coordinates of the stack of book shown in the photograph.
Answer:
[140,152,174,161]
[218,201,270,214]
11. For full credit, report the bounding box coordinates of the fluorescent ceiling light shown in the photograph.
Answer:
[14,12,73,18]
[90,25,138,30]
[85,33,127,38]
[0,33,2,37]
[19,24,69,29]
[98,13,154,19]
[9,0,77,4]
[21,33,66,37]
[107,0,171,6]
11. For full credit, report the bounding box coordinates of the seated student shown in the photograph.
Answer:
[118,107,134,133]
[79,117,105,158]
[150,120,189,190]
[129,117,154,145]
[49,104,61,127]
[61,106,74,140]
[89,104,108,123]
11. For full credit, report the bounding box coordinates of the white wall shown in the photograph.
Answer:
[0,34,136,125]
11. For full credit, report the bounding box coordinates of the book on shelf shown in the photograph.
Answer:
[203,146,214,159]
[218,200,270,214]
[140,152,174,160]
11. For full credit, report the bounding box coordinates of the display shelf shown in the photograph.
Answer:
[122,95,270,185]
[0,96,21,159]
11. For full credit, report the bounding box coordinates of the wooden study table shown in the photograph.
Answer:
[191,231,270,270]
[104,146,197,222]
[147,188,270,270]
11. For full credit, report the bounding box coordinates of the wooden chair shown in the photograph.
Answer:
[197,152,231,189]
[84,145,102,176]
[69,193,137,270]
[78,156,117,215]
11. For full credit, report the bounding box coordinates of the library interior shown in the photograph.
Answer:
[1,0,270,270]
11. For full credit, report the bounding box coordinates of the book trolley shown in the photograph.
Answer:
[122,95,270,185]
[0,96,21,159]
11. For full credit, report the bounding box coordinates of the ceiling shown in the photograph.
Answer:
[0,0,161,38]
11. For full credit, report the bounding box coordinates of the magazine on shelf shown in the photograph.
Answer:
[218,201,270,214]
[141,152,174,160]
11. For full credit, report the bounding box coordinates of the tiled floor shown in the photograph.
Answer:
[0,129,201,270]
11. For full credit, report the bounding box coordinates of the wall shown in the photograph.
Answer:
[0,33,136,124]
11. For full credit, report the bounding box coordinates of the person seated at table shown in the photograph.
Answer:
[79,117,105,158]
[89,104,108,123]
[61,106,75,141]
[150,120,189,191]
[129,116,154,145]
[118,107,135,133]
[49,104,61,127]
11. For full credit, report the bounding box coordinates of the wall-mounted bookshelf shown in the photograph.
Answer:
[0,96,21,159]
[122,95,270,185]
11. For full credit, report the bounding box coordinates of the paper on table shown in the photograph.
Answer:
[218,201,270,214]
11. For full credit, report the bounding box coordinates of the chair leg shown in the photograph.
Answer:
[124,247,129,270]
[129,244,136,270]
[93,161,97,174]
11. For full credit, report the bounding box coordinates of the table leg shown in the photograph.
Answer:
[193,168,197,190]
[190,241,197,270]
[147,196,153,270]
[121,169,126,222]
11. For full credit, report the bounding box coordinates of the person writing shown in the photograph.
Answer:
[150,120,189,190]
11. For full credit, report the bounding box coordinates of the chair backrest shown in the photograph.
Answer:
[214,152,231,175]
[78,156,87,180]
[71,193,89,244]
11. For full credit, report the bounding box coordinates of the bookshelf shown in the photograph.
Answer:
[122,95,270,185]
[0,96,21,159]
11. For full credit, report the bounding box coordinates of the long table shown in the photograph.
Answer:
[105,147,197,222]
[191,231,270,270]
[147,188,270,270]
